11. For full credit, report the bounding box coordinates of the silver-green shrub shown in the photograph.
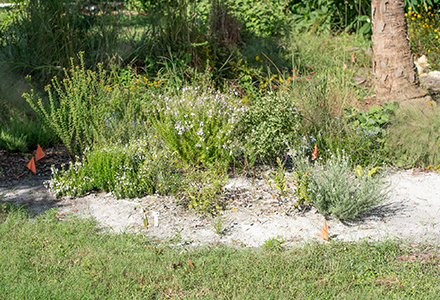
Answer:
[291,150,391,220]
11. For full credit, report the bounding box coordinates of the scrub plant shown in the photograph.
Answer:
[387,102,440,167]
[308,150,390,220]
[45,136,180,199]
[24,54,117,156]
[239,89,300,163]
[153,85,245,167]
[0,111,56,152]
[179,162,228,215]
[266,157,289,198]
[406,4,440,69]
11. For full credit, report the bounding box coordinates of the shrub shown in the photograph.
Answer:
[306,150,390,220]
[406,4,440,69]
[24,54,118,156]
[239,89,300,163]
[387,102,440,167]
[153,86,245,167]
[45,136,180,199]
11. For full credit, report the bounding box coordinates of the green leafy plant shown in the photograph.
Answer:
[308,150,390,220]
[239,90,300,163]
[153,86,244,167]
[24,53,117,156]
[263,236,286,252]
[0,111,56,152]
[266,157,288,198]
[228,0,289,37]
[211,209,227,236]
[0,0,122,85]
[290,150,313,208]
[45,136,180,199]
[179,163,228,215]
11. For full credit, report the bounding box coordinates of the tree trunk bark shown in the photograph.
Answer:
[371,0,429,102]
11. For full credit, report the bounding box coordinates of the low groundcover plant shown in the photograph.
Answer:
[45,136,180,199]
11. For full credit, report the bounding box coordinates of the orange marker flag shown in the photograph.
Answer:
[317,220,329,241]
[343,62,347,70]
[351,53,356,63]
[27,157,36,174]
[36,144,45,161]
[311,143,318,161]
[188,259,195,270]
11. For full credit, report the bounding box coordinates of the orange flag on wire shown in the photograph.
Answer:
[317,220,329,241]
[27,157,36,174]
[351,53,356,63]
[188,259,195,270]
[311,143,318,161]
[36,144,45,161]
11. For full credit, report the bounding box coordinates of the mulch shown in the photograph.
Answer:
[0,146,72,187]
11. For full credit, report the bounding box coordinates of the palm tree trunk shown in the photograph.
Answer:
[371,0,429,102]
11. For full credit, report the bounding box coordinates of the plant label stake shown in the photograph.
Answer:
[152,211,160,227]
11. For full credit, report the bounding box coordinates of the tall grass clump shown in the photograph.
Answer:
[0,111,56,152]
[301,150,390,220]
[46,136,180,199]
[153,85,245,167]
[387,102,440,167]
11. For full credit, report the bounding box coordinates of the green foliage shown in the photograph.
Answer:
[290,151,312,207]
[23,54,117,156]
[228,0,289,37]
[266,157,288,198]
[387,102,440,168]
[211,210,227,235]
[0,111,56,152]
[308,151,390,220]
[153,86,244,167]
[287,0,371,34]
[263,236,286,252]
[45,136,180,199]
[239,90,300,162]
[406,4,440,69]
[179,163,228,214]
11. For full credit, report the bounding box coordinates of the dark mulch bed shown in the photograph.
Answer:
[0,146,71,187]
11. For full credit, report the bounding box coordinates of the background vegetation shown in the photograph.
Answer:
[1,0,440,216]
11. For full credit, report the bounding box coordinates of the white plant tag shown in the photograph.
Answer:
[152,211,160,227]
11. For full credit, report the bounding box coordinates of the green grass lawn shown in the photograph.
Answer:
[1,203,439,299]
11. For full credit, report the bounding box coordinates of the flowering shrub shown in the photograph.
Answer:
[45,136,180,199]
[153,86,245,167]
